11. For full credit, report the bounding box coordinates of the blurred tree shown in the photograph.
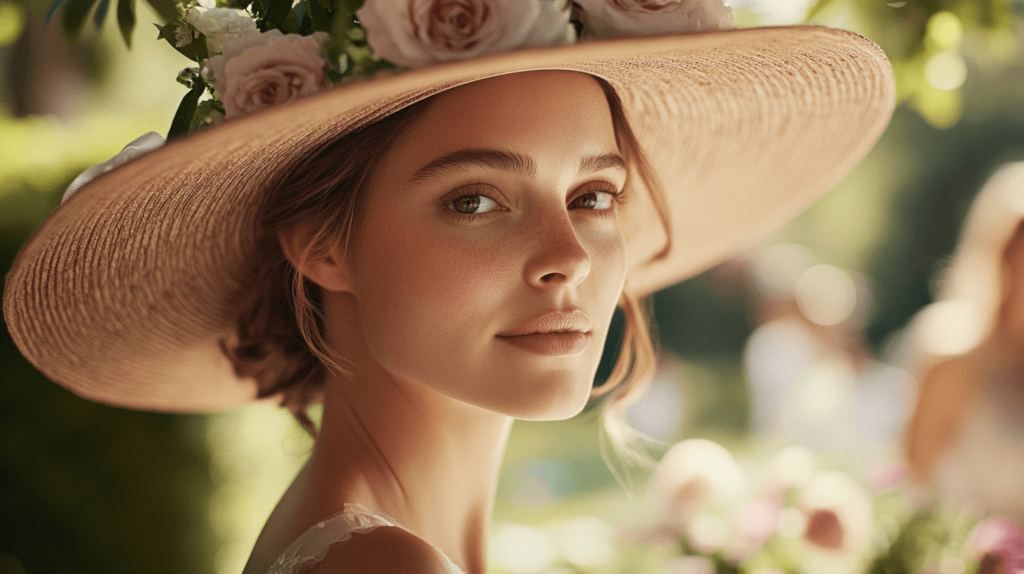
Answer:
[808,0,1018,127]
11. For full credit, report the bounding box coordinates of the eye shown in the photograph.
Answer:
[569,186,622,210]
[448,194,501,215]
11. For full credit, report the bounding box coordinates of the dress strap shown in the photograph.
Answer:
[266,503,466,574]
[266,503,399,574]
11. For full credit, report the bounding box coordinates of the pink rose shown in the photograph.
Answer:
[205,31,331,120]
[575,0,734,39]
[356,0,575,69]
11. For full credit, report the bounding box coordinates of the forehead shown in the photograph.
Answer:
[382,71,620,174]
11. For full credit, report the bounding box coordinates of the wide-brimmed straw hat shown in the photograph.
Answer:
[3,10,895,412]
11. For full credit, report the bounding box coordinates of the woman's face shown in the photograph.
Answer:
[341,71,628,420]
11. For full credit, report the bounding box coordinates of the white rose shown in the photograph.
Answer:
[576,0,734,39]
[205,31,331,120]
[356,0,576,69]
[185,6,260,55]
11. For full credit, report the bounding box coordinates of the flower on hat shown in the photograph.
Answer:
[184,6,260,55]
[205,30,332,120]
[356,0,576,69]
[575,0,734,39]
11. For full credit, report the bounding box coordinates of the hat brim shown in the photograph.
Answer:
[4,26,894,411]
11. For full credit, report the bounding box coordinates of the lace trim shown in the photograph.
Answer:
[267,503,398,574]
[266,503,466,574]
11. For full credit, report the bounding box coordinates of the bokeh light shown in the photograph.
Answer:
[490,523,559,573]
[916,300,986,356]
[795,264,858,326]
[0,2,23,48]
[925,51,968,91]
[926,12,964,51]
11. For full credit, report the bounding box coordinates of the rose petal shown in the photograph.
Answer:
[577,0,734,39]
[359,0,574,68]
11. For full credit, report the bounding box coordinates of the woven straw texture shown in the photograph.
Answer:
[4,26,895,411]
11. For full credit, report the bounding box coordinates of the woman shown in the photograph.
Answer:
[905,162,1024,522]
[3,1,894,572]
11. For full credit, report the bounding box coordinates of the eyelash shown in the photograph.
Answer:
[434,181,627,224]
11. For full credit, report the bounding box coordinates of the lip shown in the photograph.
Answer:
[497,332,590,356]
[496,309,591,356]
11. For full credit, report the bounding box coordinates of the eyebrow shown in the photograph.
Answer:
[406,149,627,185]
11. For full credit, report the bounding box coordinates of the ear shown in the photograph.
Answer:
[277,227,353,293]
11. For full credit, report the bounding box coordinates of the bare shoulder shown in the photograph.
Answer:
[305,525,454,574]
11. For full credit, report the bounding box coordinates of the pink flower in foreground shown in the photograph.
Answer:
[650,439,745,530]
[205,31,331,120]
[798,472,872,555]
[968,518,1024,574]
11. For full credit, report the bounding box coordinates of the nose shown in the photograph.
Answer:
[524,210,592,289]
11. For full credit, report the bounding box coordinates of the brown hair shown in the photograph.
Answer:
[222,76,671,452]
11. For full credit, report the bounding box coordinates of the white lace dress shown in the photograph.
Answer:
[266,503,466,574]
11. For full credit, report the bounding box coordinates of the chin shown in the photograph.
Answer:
[492,369,594,422]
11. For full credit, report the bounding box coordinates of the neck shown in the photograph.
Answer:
[301,365,513,574]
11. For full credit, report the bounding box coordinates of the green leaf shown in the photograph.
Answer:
[92,0,109,28]
[250,0,269,25]
[167,77,206,140]
[293,0,307,21]
[188,99,223,133]
[329,9,354,41]
[221,0,253,11]
[309,0,329,32]
[156,18,209,62]
[61,0,97,45]
[116,0,135,47]
[806,0,841,21]
[142,0,179,23]
[333,0,361,16]
[325,69,342,84]
[346,42,373,66]
[344,25,363,41]
[280,7,300,33]
[45,0,72,25]
[265,0,291,30]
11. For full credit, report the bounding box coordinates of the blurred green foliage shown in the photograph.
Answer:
[0,177,217,572]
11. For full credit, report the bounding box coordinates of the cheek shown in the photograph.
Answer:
[349,215,515,375]
[582,221,628,315]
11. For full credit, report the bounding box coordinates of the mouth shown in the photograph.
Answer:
[496,308,592,356]
[497,309,592,338]
[496,331,590,356]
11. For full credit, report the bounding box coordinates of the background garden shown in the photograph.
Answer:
[1,0,1023,572]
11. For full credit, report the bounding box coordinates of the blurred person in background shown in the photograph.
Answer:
[744,244,915,459]
[2,1,895,573]
[905,162,1024,521]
